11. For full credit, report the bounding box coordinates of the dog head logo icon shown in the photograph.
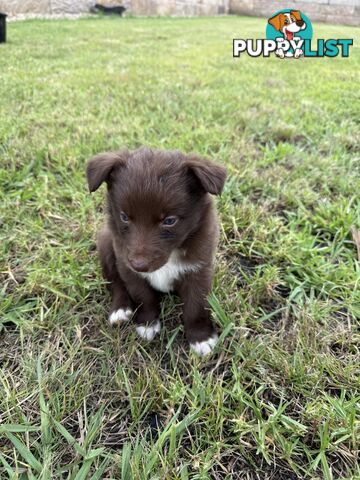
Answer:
[266,9,313,58]
[233,10,352,59]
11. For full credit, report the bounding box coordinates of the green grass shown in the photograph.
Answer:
[0,15,359,479]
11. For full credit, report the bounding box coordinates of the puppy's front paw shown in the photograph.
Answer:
[136,320,161,341]
[190,334,218,357]
[109,307,133,325]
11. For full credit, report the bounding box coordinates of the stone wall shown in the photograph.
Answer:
[0,0,50,14]
[0,0,228,16]
[129,0,229,15]
[229,0,360,26]
[0,0,358,23]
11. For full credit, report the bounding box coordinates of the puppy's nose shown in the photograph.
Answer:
[129,256,150,272]
[296,20,304,27]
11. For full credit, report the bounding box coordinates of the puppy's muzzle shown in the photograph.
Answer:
[128,256,150,273]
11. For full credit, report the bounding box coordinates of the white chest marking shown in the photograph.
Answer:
[139,250,201,293]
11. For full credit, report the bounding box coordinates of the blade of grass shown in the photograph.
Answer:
[5,432,42,473]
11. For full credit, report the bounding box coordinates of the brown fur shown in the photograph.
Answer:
[87,147,226,345]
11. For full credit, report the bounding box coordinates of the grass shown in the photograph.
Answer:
[0,14,359,479]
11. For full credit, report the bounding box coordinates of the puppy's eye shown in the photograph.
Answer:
[284,18,289,24]
[120,212,129,223]
[161,216,178,227]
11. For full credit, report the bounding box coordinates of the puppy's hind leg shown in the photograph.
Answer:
[97,226,133,325]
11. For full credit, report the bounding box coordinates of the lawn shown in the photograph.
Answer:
[0,15,359,480]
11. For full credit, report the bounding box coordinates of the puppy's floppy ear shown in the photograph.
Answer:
[268,13,284,32]
[184,155,227,195]
[86,149,129,193]
[290,10,302,21]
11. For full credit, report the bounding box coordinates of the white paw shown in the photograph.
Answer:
[109,308,133,325]
[136,320,161,341]
[190,335,218,356]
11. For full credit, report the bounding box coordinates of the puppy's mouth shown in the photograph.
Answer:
[284,29,294,41]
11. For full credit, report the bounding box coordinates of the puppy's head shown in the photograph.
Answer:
[87,148,226,273]
[268,10,306,40]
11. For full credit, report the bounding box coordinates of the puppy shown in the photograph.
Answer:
[268,10,306,58]
[87,148,226,356]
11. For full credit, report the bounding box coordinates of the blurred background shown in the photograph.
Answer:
[0,0,358,24]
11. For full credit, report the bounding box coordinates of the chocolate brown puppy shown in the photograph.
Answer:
[87,147,226,355]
